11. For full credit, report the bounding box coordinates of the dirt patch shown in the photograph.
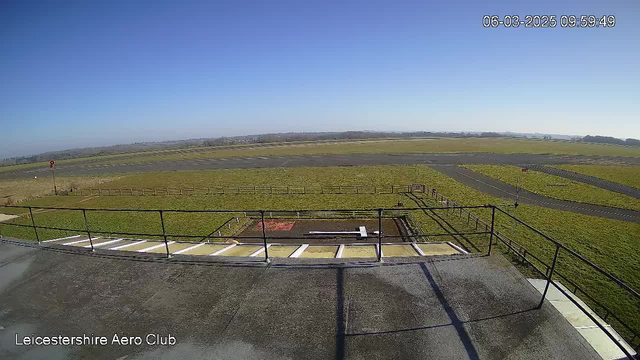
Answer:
[237,218,409,244]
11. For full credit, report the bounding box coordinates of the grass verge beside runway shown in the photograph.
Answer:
[552,165,640,189]
[463,164,640,211]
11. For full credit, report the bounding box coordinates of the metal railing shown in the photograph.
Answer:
[0,202,638,358]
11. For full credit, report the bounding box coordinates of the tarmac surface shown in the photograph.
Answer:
[431,165,640,224]
[3,152,640,180]
[526,164,640,199]
[0,241,600,360]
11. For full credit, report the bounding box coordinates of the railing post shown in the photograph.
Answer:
[261,210,270,263]
[28,207,40,244]
[538,245,561,309]
[377,208,383,262]
[159,210,170,258]
[488,206,496,255]
[82,209,94,251]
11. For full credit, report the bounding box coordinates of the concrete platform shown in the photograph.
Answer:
[0,240,600,359]
[528,279,637,359]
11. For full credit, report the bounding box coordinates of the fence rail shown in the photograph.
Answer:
[0,201,638,358]
[60,184,427,196]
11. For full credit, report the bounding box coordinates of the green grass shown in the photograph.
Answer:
[1,165,638,342]
[463,164,640,211]
[3,137,640,174]
[553,165,640,189]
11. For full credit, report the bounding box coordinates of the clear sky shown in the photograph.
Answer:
[1,0,639,158]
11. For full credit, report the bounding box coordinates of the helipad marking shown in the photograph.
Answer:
[412,243,426,256]
[138,242,175,252]
[110,240,146,250]
[173,243,205,254]
[83,238,123,248]
[249,244,271,257]
[289,244,309,258]
[336,244,345,258]
[209,244,236,256]
[42,235,82,243]
[64,237,100,246]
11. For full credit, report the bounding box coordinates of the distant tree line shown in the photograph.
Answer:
[582,135,640,147]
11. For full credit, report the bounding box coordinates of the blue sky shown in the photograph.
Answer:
[1,0,639,158]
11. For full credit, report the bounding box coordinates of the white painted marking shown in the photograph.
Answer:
[83,238,123,248]
[359,226,367,238]
[109,240,146,250]
[42,234,81,243]
[209,244,236,256]
[249,244,271,257]
[138,241,175,252]
[173,242,205,254]
[63,237,100,246]
[448,242,469,254]
[336,244,345,258]
[412,243,426,256]
[289,244,309,258]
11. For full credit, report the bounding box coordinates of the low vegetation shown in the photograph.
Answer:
[463,164,640,211]
[552,165,640,189]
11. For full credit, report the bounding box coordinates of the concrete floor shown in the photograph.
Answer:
[0,241,600,360]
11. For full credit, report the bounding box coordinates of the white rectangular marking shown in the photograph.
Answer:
[63,237,100,246]
[173,242,206,255]
[412,243,426,256]
[42,234,82,243]
[359,226,367,238]
[138,242,175,252]
[289,244,309,258]
[83,238,123,248]
[336,244,345,258]
[249,244,271,257]
[209,244,236,256]
[110,240,146,250]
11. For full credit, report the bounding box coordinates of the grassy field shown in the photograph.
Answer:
[3,137,640,174]
[553,165,640,189]
[0,175,121,205]
[463,164,640,211]
[1,165,638,342]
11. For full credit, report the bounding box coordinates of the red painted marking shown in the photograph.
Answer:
[256,220,295,232]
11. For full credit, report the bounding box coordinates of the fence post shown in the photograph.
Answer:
[488,206,496,255]
[261,211,270,263]
[377,208,383,262]
[28,207,40,244]
[538,245,561,308]
[82,209,94,251]
[159,210,170,258]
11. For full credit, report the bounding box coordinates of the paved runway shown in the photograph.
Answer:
[3,153,640,180]
[431,165,640,223]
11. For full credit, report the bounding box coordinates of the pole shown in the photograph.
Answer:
[28,207,40,244]
[261,211,270,263]
[51,168,57,195]
[82,209,94,251]
[159,210,170,258]
[538,245,561,308]
[488,206,496,255]
[377,209,383,262]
